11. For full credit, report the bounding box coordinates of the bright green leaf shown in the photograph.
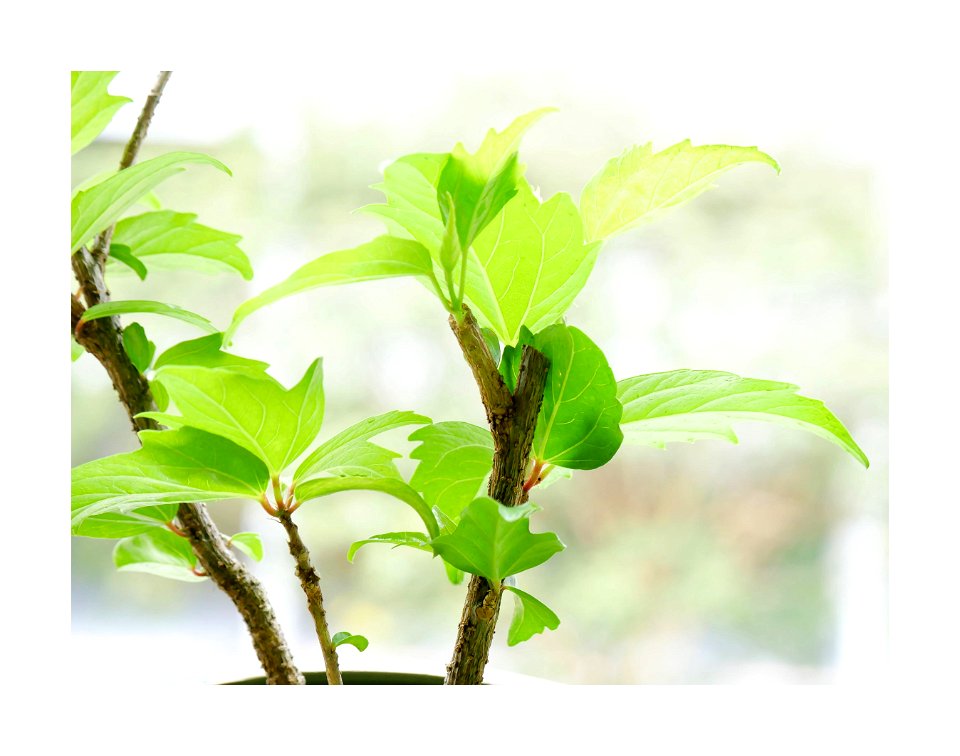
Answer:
[122,322,155,373]
[153,332,269,372]
[296,476,439,539]
[347,531,433,562]
[81,300,218,333]
[580,140,779,242]
[142,360,324,476]
[113,528,204,583]
[295,410,431,483]
[617,369,869,467]
[72,427,269,530]
[430,496,565,584]
[71,71,131,155]
[408,422,493,521]
[532,324,624,470]
[504,585,561,646]
[229,236,438,338]
[71,151,230,253]
[229,532,264,562]
[465,182,600,345]
[332,632,369,652]
[108,243,148,280]
[72,506,177,539]
[443,561,465,585]
[71,338,85,362]
[111,210,253,280]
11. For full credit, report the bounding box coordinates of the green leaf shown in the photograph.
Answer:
[332,632,369,652]
[498,326,535,393]
[71,338,85,362]
[531,324,624,470]
[504,586,561,646]
[347,531,434,562]
[295,477,439,539]
[72,507,177,540]
[121,322,155,373]
[580,140,780,242]
[71,151,230,253]
[480,328,501,366]
[111,210,253,280]
[108,243,148,280]
[362,153,448,252]
[295,410,431,483]
[229,532,264,561]
[444,561,465,585]
[71,71,131,155]
[72,427,270,530]
[142,360,324,476]
[153,332,269,372]
[617,369,869,467]
[430,496,565,583]
[408,422,493,521]
[229,236,438,337]
[113,528,205,583]
[464,181,600,345]
[81,300,218,333]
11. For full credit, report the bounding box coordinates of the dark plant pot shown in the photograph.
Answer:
[225,671,445,685]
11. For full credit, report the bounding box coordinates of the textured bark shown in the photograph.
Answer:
[277,510,343,685]
[71,71,303,685]
[444,306,550,684]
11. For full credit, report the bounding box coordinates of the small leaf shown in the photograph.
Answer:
[532,324,624,470]
[71,71,131,155]
[504,586,561,646]
[81,300,218,334]
[113,528,204,583]
[498,325,535,393]
[347,531,433,562]
[443,561,465,585]
[122,322,155,373]
[296,477,439,539]
[71,151,230,253]
[295,410,431,483]
[72,507,177,540]
[408,422,493,521]
[72,427,270,530]
[112,210,253,280]
[430,496,565,584]
[108,243,148,280]
[229,236,437,337]
[617,369,869,467]
[153,332,269,372]
[142,360,324,476]
[580,140,780,241]
[71,338,85,362]
[229,532,264,562]
[331,632,369,652]
[480,328,501,366]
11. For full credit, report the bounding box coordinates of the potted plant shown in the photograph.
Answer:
[72,71,868,685]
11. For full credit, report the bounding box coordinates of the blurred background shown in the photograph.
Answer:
[71,68,886,685]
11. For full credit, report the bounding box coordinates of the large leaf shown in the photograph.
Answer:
[504,586,560,646]
[72,427,270,530]
[72,506,177,539]
[408,422,493,521]
[430,496,565,584]
[617,369,869,467]
[153,332,269,372]
[531,325,624,470]
[437,109,553,252]
[465,181,601,345]
[294,410,430,483]
[142,360,325,475]
[580,140,779,241]
[111,210,253,280]
[362,153,449,252]
[113,528,205,583]
[71,71,131,155]
[228,236,437,337]
[80,300,218,334]
[71,152,230,253]
[295,477,439,539]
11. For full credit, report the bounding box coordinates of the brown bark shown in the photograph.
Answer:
[277,510,343,685]
[444,306,550,684]
[71,70,303,685]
